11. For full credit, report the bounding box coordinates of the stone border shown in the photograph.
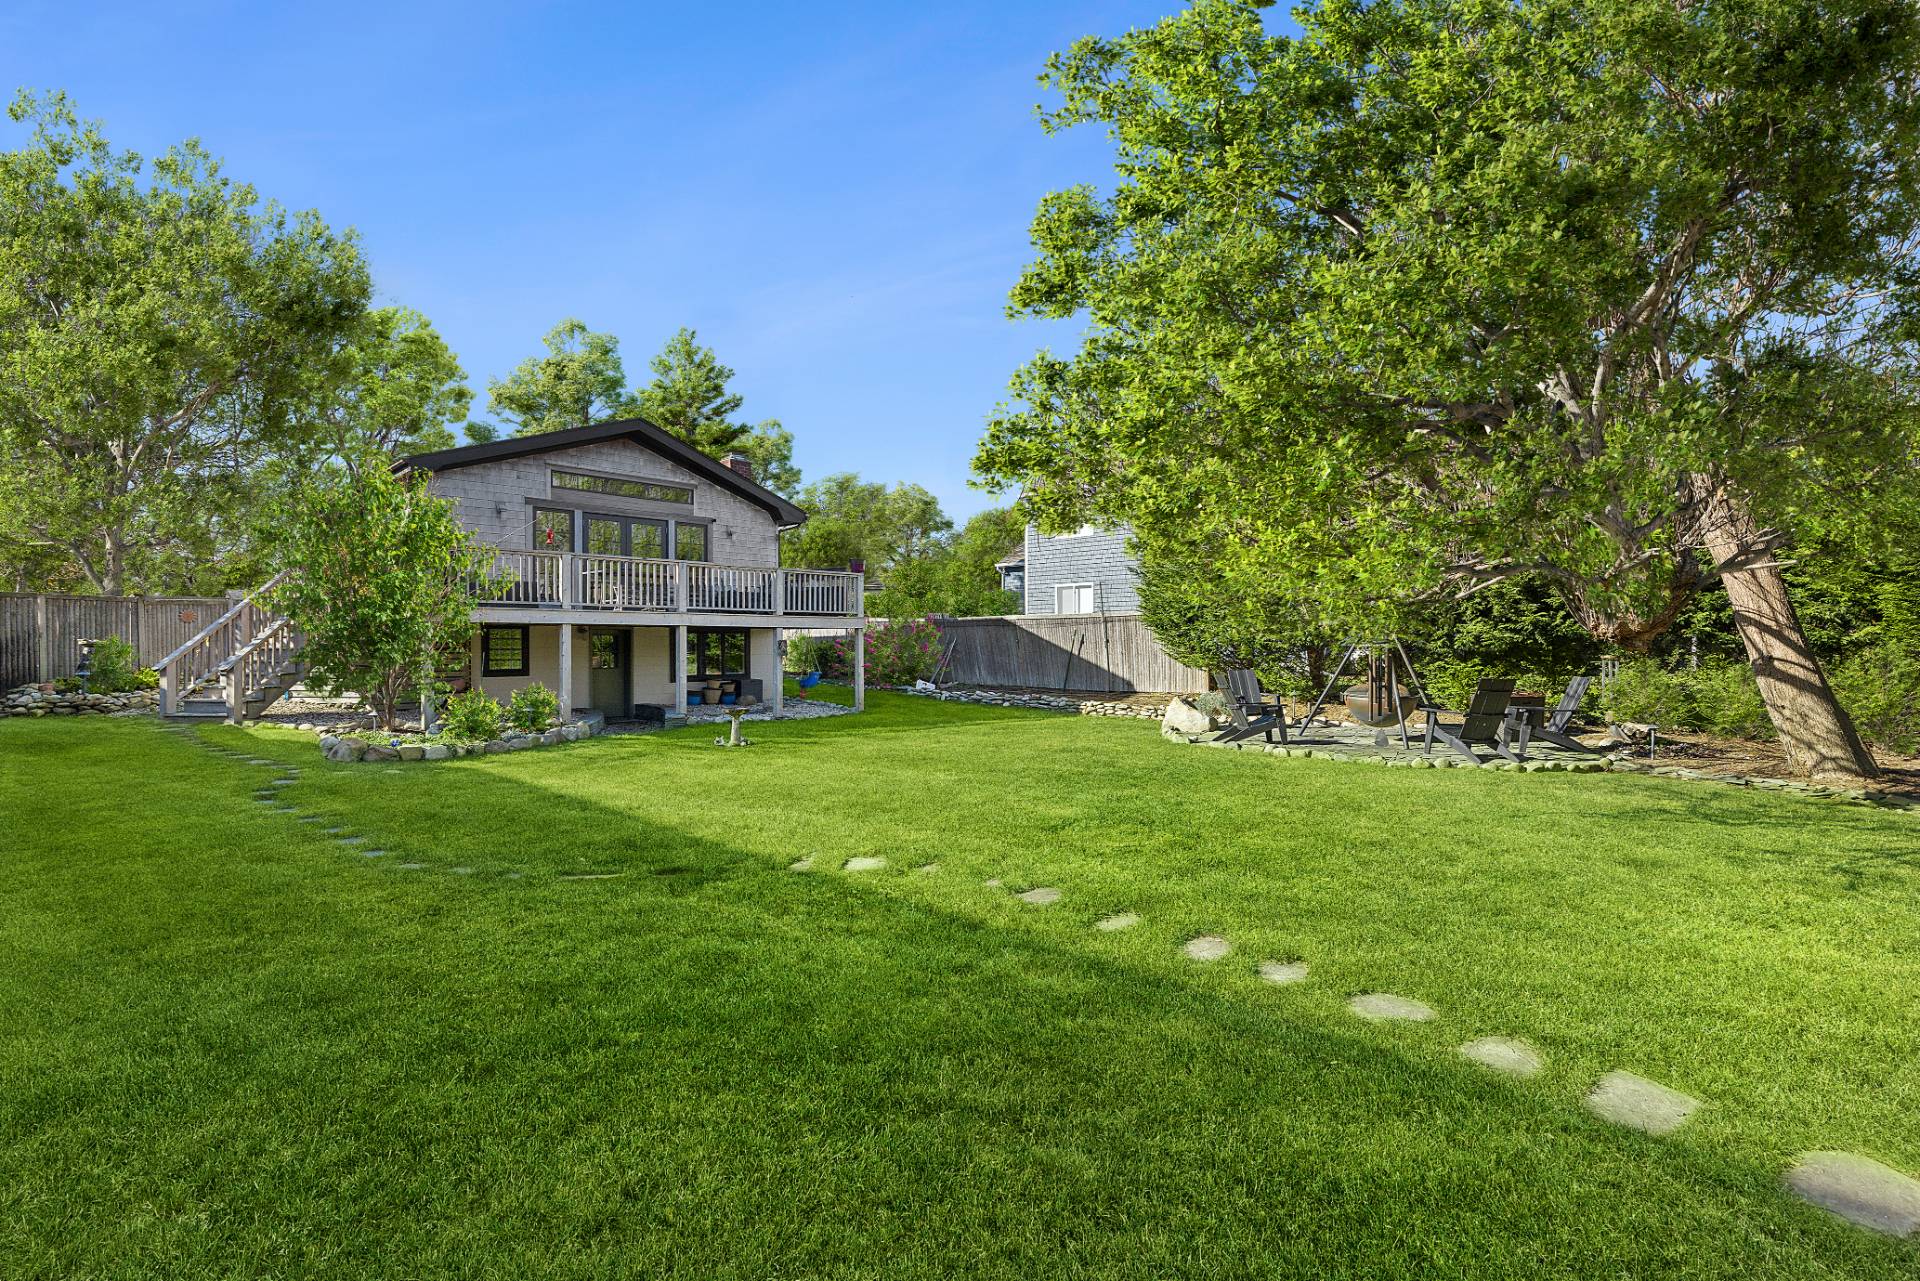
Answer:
[892,685,1170,720]
[1159,723,1918,813]
[5,683,158,717]
[320,715,604,763]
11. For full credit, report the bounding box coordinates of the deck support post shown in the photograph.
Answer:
[853,627,866,712]
[556,622,574,722]
[673,624,689,720]
[770,627,784,714]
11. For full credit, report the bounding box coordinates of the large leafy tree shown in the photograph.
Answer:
[483,319,631,438]
[635,327,752,456]
[0,91,370,594]
[867,505,1025,617]
[781,473,951,574]
[269,455,494,729]
[977,0,1920,780]
[306,307,472,464]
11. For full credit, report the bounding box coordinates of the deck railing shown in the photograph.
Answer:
[471,552,861,617]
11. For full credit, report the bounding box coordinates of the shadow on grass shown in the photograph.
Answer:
[1,718,1904,1278]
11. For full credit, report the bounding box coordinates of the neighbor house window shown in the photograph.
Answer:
[552,469,693,505]
[482,625,530,677]
[1055,583,1096,614]
[673,522,707,561]
[533,508,573,552]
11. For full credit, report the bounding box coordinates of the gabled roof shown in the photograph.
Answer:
[401,417,807,526]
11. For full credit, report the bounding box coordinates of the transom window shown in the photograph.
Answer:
[552,469,692,505]
[482,625,530,677]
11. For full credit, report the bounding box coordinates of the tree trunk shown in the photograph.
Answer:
[1698,487,1879,782]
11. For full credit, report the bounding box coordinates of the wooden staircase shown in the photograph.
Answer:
[156,573,306,724]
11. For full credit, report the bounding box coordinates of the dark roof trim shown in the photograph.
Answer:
[401,418,807,526]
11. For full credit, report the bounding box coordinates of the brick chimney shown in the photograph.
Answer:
[723,451,754,480]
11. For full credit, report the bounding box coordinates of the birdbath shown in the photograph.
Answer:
[715,705,754,748]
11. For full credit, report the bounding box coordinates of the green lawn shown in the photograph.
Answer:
[3,691,1917,1279]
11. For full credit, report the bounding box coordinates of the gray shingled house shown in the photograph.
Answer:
[1017,524,1142,616]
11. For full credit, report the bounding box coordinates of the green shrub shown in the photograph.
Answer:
[82,636,152,692]
[441,688,504,742]
[1598,657,1773,738]
[1832,644,1920,755]
[851,618,944,686]
[505,682,560,733]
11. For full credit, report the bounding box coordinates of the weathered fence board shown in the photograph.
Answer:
[791,612,1206,694]
[0,593,232,687]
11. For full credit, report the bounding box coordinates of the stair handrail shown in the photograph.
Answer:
[220,615,303,723]
[156,570,291,716]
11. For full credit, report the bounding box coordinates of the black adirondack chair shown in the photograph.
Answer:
[1420,677,1524,766]
[1535,675,1599,752]
[1216,668,1290,744]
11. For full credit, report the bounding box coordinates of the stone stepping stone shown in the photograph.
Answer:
[505,871,524,880]
[1349,993,1436,1022]
[1184,935,1232,962]
[1785,1151,1920,1238]
[336,835,364,845]
[449,867,474,875]
[1459,1036,1542,1078]
[843,856,886,872]
[323,826,348,835]
[397,862,426,870]
[251,796,275,805]
[1094,913,1140,932]
[788,857,815,872]
[916,863,939,874]
[269,778,297,787]
[246,759,273,766]
[983,878,1003,888]
[297,815,323,823]
[361,849,388,858]
[559,871,626,880]
[1259,960,1310,985]
[1584,1070,1700,1136]
[1016,887,1062,906]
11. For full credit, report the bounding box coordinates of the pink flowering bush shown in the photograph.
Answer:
[834,617,943,686]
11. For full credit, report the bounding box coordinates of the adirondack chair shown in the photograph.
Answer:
[1215,668,1290,744]
[1420,678,1524,766]
[1534,675,1599,752]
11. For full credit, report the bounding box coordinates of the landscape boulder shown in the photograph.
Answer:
[1160,696,1215,736]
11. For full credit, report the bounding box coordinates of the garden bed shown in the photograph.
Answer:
[318,712,605,762]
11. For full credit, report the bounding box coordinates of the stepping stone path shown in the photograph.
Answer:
[1016,887,1062,906]
[843,856,886,872]
[1184,935,1232,962]
[1584,1071,1700,1136]
[788,858,815,872]
[1258,960,1310,985]
[1349,993,1436,1022]
[916,863,939,874]
[1459,1036,1543,1078]
[1785,1151,1920,1238]
[1094,913,1140,932]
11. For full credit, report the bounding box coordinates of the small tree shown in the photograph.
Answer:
[271,455,495,728]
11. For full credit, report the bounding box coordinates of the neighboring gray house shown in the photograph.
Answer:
[1020,524,1141,616]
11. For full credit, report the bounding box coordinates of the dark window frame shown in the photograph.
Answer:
[482,625,531,677]
[672,521,708,562]
[686,627,750,680]
[532,507,574,552]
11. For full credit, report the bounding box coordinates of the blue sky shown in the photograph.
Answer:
[2,0,1191,523]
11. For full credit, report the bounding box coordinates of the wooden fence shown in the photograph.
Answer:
[0,593,235,688]
[792,612,1207,694]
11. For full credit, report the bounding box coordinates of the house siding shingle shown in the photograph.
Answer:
[1023,525,1140,616]
[426,439,782,566]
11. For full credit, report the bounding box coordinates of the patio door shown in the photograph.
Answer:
[584,515,667,559]
[588,629,629,718]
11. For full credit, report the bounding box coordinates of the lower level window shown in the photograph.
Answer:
[687,628,748,678]
[482,625,530,677]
